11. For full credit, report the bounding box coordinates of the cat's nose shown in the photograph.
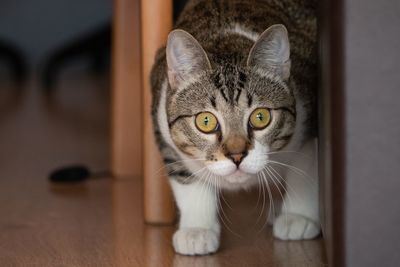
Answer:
[223,135,249,166]
[227,152,246,166]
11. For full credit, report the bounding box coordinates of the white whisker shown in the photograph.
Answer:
[264,168,288,229]
[265,166,293,207]
[155,158,206,175]
[259,150,310,158]
[268,165,301,201]
[266,160,316,186]
[258,171,274,234]
[179,166,208,184]
[213,174,241,237]
[254,173,266,227]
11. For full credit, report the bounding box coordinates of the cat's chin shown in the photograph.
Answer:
[218,170,258,190]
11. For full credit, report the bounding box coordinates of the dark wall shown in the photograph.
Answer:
[321,0,400,266]
[0,0,111,65]
[344,0,400,266]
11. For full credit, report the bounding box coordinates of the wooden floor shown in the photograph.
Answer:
[0,72,327,266]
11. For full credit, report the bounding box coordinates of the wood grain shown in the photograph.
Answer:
[141,0,176,224]
[111,0,143,177]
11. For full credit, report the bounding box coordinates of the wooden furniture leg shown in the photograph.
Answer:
[112,0,143,178]
[141,0,175,224]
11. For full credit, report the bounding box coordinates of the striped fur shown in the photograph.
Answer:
[150,0,316,187]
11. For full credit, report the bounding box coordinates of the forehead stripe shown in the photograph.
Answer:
[238,71,247,87]
[247,92,253,107]
[210,95,217,108]
[219,87,229,102]
[235,88,242,103]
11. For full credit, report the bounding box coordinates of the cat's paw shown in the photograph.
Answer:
[173,228,220,255]
[273,213,320,240]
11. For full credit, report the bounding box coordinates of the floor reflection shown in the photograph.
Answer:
[272,239,327,267]
[173,254,221,267]
[112,178,326,266]
[144,226,175,267]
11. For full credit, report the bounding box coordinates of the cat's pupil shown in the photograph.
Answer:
[256,113,263,121]
[204,116,209,125]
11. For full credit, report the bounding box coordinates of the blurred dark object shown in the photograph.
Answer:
[0,39,27,82]
[49,165,90,183]
[42,23,111,91]
[49,164,111,183]
[174,0,188,22]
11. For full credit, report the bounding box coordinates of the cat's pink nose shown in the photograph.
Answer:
[228,152,246,166]
[223,135,249,167]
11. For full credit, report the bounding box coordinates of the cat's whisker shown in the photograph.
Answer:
[265,167,294,225]
[188,168,212,214]
[155,158,206,176]
[213,174,241,237]
[215,177,233,225]
[259,150,310,158]
[266,160,316,186]
[264,168,289,230]
[264,166,293,207]
[252,156,316,187]
[202,171,215,220]
[256,175,262,209]
[263,171,276,233]
[268,165,301,201]
[195,170,209,214]
[254,173,267,227]
[258,171,274,234]
[267,160,309,177]
[250,174,263,213]
[212,175,222,222]
[179,166,208,184]
[203,171,213,220]
[219,189,233,211]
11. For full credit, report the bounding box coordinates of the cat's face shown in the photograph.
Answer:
[165,25,295,188]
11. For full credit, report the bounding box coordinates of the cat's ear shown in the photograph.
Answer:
[247,24,291,80]
[166,29,211,90]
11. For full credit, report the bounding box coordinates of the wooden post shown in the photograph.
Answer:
[111,0,143,178]
[141,0,175,224]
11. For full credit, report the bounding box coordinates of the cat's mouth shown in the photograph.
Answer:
[204,157,266,187]
[223,169,250,184]
[203,163,261,189]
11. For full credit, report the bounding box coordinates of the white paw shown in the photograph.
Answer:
[173,228,220,255]
[273,213,320,240]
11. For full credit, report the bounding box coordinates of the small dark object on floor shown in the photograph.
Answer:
[49,165,90,183]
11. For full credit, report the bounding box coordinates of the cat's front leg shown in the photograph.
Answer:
[169,178,220,255]
[272,139,321,240]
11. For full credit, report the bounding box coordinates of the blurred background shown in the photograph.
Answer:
[0,0,112,181]
[0,0,188,182]
[0,0,111,65]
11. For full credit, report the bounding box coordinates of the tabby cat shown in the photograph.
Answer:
[150,0,319,255]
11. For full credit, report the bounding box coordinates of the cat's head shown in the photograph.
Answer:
[164,24,295,188]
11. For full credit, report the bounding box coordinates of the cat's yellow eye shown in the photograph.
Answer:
[195,112,219,133]
[249,108,271,130]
